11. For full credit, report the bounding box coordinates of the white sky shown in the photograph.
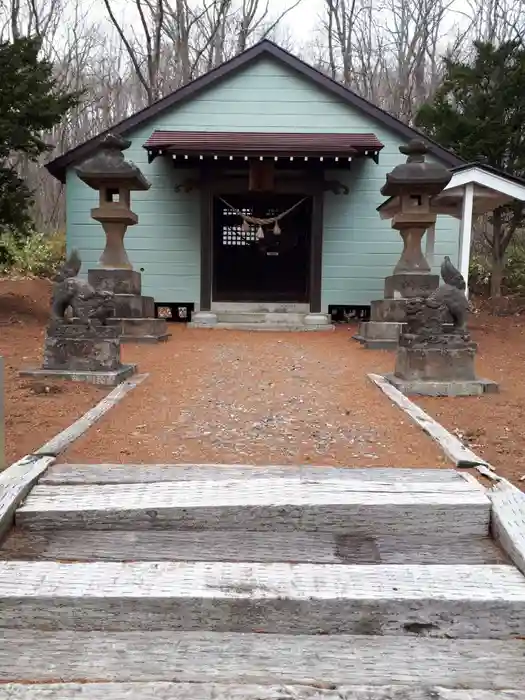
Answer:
[86,0,325,42]
[84,0,474,52]
[284,0,323,40]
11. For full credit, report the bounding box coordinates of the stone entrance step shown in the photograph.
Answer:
[212,310,334,330]
[211,302,311,313]
[216,311,312,324]
[213,321,334,331]
[192,304,334,330]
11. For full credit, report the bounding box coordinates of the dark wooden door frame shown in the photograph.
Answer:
[198,168,325,312]
[309,172,324,314]
[199,169,213,311]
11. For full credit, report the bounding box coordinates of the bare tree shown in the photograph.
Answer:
[0,0,64,44]
[18,0,525,237]
[102,0,165,105]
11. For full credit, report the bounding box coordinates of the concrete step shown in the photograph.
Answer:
[211,302,310,313]
[215,312,309,324]
[3,683,525,698]
[0,530,508,565]
[1,630,524,686]
[192,307,334,330]
[15,477,490,535]
[0,560,524,635]
[213,322,333,331]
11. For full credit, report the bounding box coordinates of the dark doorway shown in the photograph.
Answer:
[213,193,312,302]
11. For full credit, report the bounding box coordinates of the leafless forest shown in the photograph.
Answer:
[1,0,524,232]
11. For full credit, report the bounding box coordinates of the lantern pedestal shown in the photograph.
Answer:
[88,269,170,343]
[355,271,440,350]
[94,210,137,269]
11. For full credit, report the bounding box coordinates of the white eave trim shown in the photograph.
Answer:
[446,167,525,202]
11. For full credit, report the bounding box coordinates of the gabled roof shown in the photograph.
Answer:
[450,162,525,192]
[378,161,525,220]
[46,39,464,182]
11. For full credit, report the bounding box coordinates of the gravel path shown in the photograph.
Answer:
[64,326,445,467]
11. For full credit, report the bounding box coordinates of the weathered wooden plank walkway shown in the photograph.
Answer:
[0,463,523,696]
[3,684,525,699]
[16,477,490,534]
[0,560,523,636]
[40,464,466,484]
[2,529,508,564]
[1,631,524,687]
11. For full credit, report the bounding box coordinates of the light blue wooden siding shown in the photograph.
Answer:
[65,160,200,303]
[323,158,459,309]
[65,55,459,306]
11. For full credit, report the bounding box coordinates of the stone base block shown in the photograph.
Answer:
[113,294,155,318]
[303,313,331,327]
[20,364,136,387]
[42,322,122,372]
[88,269,142,296]
[370,298,409,323]
[354,321,402,350]
[384,273,439,299]
[384,373,499,397]
[394,344,477,382]
[106,317,170,343]
[355,320,456,350]
[191,311,218,327]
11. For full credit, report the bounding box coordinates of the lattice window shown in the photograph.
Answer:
[222,206,255,246]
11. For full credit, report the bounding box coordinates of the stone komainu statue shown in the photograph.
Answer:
[51,250,115,326]
[405,256,469,340]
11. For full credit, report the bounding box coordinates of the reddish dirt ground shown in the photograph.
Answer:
[64,324,445,468]
[0,277,108,465]
[1,277,524,486]
[417,313,525,487]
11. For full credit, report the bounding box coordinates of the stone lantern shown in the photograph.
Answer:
[355,139,452,349]
[76,133,149,269]
[75,134,169,343]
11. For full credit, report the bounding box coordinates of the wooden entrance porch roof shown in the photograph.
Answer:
[143,130,384,161]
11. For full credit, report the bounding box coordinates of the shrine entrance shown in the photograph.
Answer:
[212,193,312,302]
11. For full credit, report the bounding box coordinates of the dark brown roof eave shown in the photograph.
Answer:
[46,39,465,183]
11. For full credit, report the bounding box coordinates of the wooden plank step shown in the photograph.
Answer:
[0,631,523,687]
[0,530,509,565]
[16,479,490,535]
[490,480,525,576]
[0,561,523,636]
[41,464,466,485]
[2,683,524,699]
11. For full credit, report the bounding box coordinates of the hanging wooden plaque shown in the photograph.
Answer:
[249,160,275,191]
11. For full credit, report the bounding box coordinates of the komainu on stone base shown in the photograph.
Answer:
[385,257,499,397]
[21,250,136,386]
[51,250,115,327]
